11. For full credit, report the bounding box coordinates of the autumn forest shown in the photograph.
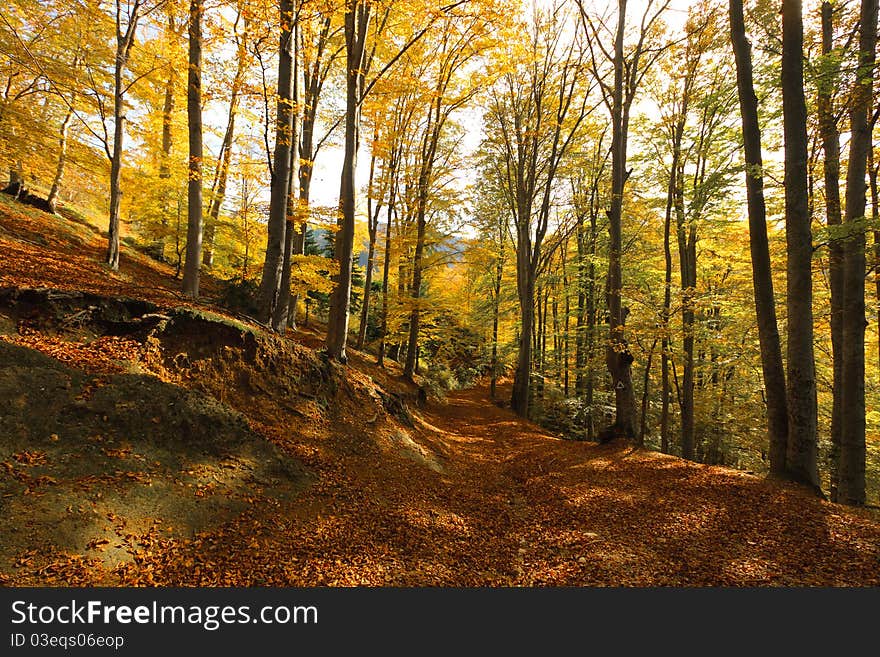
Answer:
[1,0,880,588]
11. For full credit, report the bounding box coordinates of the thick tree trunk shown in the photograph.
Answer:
[838,0,878,506]
[604,0,636,437]
[871,149,880,376]
[511,271,535,417]
[511,181,538,417]
[675,162,697,461]
[258,0,295,325]
[781,0,819,490]
[818,1,843,501]
[660,136,674,455]
[729,0,789,475]
[182,0,204,300]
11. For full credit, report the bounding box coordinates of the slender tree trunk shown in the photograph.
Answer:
[152,54,175,259]
[839,0,878,506]
[818,1,843,501]
[273,14,301,333]
[203,18,246,269]
[781,0,819,490]
[729,0,790,475]
[638,339,657,447]
[326,1,370,362]
[871,148,880,374]
[490,238,503,398]
[562,247,570,396]
[357,145,381,350]
[258,0,295,325]
[377,171,397,367]
[585,204,597,441]
[273,162,300,332]
[106,1,141,272]
[107,55,126,271]
[182,0,204,299]
[47,108,73,214]
[575,216,588,399]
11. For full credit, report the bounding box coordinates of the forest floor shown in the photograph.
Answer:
[1,195,880,586]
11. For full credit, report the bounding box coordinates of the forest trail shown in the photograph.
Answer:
[2,197,880,587]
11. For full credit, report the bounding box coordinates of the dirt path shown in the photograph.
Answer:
[363,386,880,586]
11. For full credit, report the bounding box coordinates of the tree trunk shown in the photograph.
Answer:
[273,13,301,333]
[838,0,878,506]
[638,339,657,447]
[152,54,175,260]
[871,148,879,375]
[490,242,503,399]
[729,0,789,476]
[258,0,295,325]
[511,268,535,417]
[357,145,381,350]
[781,0,819,490]
[203,16,246,269]
[182,0,204,300]
[403,203,427,381]
[604,0,636,438]
[107,50,126,271]
[562,246,570,396]
[675,154,697,461]
[377,169,397,367]
[47,108,73,214]
[326,1,370,362]
[818,1,843,501]
[273,162,300,332]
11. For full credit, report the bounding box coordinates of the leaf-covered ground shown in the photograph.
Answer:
[1,195,879,587]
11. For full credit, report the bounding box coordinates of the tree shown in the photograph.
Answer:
[258,0,296,325]
[181,0,203,299]
[402,9,493,380]
[781,0,819,490]
[325,0,371,361]
[202,2,250,269]
[815,0,844,499]
[485,2,592,417]
[839,0,879,505]
[107,0,146,271]
[728,0,789,476]
[577,0,670,436]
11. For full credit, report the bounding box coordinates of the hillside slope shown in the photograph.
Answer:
[1,196,879,586]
